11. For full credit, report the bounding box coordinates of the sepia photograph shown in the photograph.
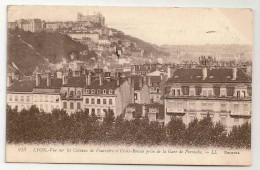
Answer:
[5,5,253,165]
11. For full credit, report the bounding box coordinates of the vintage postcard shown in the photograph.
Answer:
[6,6,253,165]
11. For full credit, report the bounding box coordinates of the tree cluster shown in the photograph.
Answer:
[6,105,250,148]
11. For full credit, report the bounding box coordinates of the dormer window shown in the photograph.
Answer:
[103,89,107,94]
[109,89,113,94]
[91,89,95,94]
[86,89,90,94]
[97,89,101,94]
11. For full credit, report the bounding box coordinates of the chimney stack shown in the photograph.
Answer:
[47,72,51,87]
[99,74,103,86]
[202,67,207,80]
[7,76,12,87]
[87,72,92,86]
[147,76,151,87]
[62,74,68,85]
[167,66,172,79]
[232,67,237,80]
[36,73,41,87]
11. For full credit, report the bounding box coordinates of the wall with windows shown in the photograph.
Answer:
[33,93,61,113]
[165,98,251,132]
[7,93,33,111]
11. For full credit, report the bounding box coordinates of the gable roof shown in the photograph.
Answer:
[167,68,251,84]
[7,80,34,93]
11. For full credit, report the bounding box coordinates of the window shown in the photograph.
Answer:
[34,95,38,102]
[182,86,189,95]
[63,102,67,109]
[189,102,195,110]
[97,89,101,94]
[103,99,107,105]
[97,99,101,104]
[221,117,227,125]
[21,96,24,102]
[220,103,226,112]
[208,90,213,97]
[243,104,249,112]
[103,109,107,114]
[134,93,137,100]
[76,90,81,98]
[220,89,226,97]
[77,102,81,110]
[45,95,48,102]
[40,104,43,110]
[40,95,43,102]
[202,90,207,97]
[55,96,59,102]
[242,91,246,98]
[234,104,239,112]
[86,89,90,94]
[50,96,54,102]
[70,91,74,97]
[109,99,113,105]
[91,98,95,104]
[237,91,240,98]
[103,89,107,94]
[9,95,12,101]
[91,89,95,94]
[70,102,74,109]
[177,90,181,96]
[85,108,89,114]
[109,89,113,94]
[85,98,89,104]
[91,108,95,114]
[26,96,30,102]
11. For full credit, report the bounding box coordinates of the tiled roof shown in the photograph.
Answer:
[34,78,62,89]
[7,80,35,93]
[63,76,86,88]
[86,77,127,90]
[131,76,144,90]
[150,76,161,83]
[167,68,251,84]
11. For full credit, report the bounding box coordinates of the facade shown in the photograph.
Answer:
[164,67,252,131]
[67,32,99,42]
[8,22,17,30]
[132,76,150,104]
[124,103,164,123]
[17,19,43,32]
[77,12,105,26]
[45,22,62,31]
[83,73,133,119]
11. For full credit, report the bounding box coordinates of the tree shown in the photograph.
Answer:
[166,117,186,145]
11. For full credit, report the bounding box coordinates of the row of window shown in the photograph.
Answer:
[85,98,113,105]
[9,95,30,102]
[63,102,81,110]
[86,89,113,95]
[85,108,114,117]
[34,95,59,102]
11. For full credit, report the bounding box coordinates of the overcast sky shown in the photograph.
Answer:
[8,6,253,46]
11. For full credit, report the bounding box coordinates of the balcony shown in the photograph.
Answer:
[166,108,186,115]
[230,111,251,117]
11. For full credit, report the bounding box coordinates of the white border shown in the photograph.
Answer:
[1,0,260,169]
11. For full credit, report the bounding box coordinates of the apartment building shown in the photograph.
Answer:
[164,67,252,131]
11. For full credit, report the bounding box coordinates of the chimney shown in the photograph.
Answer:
[139,77,143,88]
[62,74,67,85]
[36,73,41,87]
[7,76,12,87]
[232,67,237,80]
[142,104,147,117]
[167,66,172,79]
[87,73,92,86]
[147,76,151,87]
[47,72,51,87]
[202,67,207,80]
[85,74,88,87]
[99,74,103,86]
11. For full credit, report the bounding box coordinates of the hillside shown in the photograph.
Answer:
[7,30,89,75]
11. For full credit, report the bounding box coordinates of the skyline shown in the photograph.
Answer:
[8,6,253,46]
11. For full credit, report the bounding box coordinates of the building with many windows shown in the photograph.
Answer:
[164,67,252,131]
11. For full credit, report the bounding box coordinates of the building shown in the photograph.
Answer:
[32,73,62,112]
[124,103,164,123]
[7,22,17,30]
[83,73,134,119]
[67,32,99,43]
[17,19,43,32]
[77,12,105,26]
[45,22,62,31]
[132,76,150,104]
[7,80,34,111]
[147,70,167,104]
[164,67,252,132]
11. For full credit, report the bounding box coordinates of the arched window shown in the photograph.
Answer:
[91,98,95,104]
[76,90,81,98]
[97,99,101,104]
[86,89,90,94]
[103,89,107,94]
[91,89,95,94]
[109,89,113,94]
[97,89,101,94]
[85,98,89,104]
[70,102,74,109]
[70,91,74,97]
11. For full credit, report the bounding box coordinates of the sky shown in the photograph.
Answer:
[7,6,253,46]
